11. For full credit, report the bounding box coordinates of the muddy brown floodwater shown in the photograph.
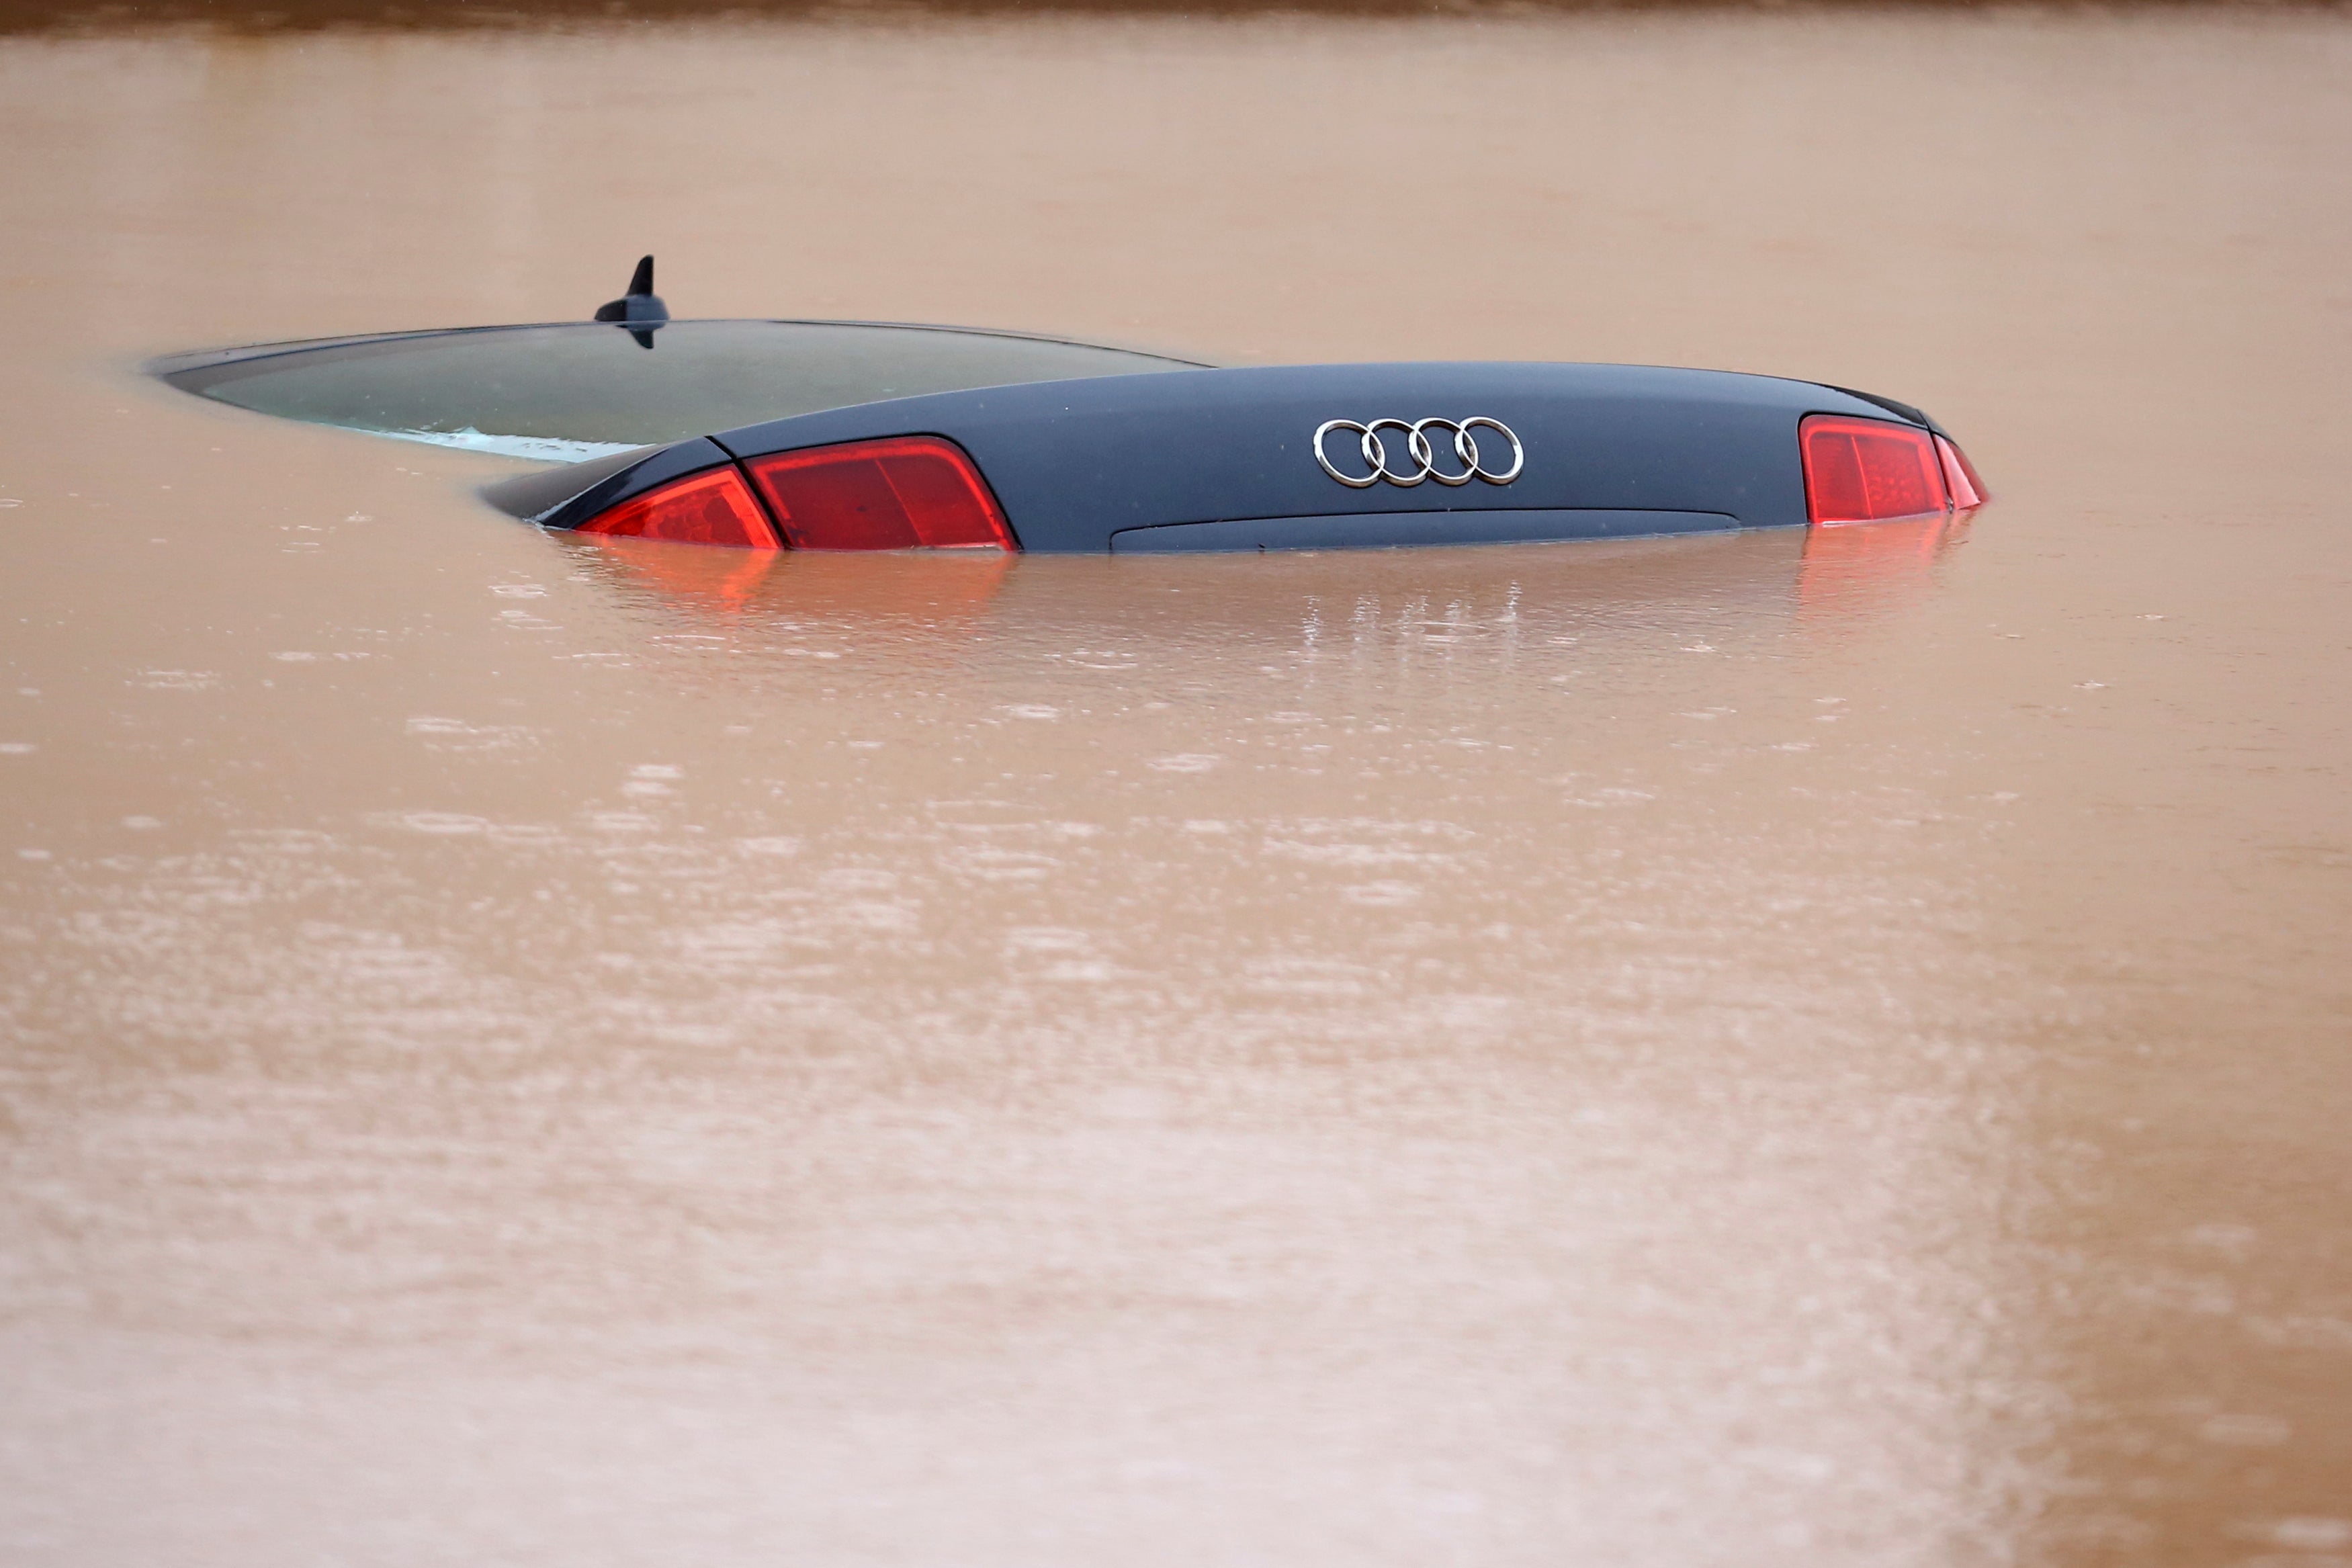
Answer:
[1,9,2349,1565]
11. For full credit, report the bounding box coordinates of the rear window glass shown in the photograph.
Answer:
[154,319,1203,461]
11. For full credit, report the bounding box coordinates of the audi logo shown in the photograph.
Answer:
[1312,417,1524,490]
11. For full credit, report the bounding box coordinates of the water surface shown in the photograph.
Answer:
[1,11,2348,1565]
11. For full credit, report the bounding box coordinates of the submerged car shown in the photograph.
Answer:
[153,257,1985,554]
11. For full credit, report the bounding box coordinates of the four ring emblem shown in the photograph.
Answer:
[1313,417,1524,489]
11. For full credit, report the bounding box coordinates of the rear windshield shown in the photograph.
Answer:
[154,319,1204,461]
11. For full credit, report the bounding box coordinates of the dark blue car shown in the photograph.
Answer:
[156,257,1985,554]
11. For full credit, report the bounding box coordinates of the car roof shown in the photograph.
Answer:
[150,318,1211,461]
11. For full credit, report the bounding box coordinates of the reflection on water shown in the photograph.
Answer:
[584,493,1983,635]
[1796,512,1972,617]
[2,9,2349,1567]
[580,533,1018,620]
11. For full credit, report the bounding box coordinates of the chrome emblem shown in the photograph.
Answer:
[1312,417,1524,489]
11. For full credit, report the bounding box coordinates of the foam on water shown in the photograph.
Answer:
[373,425,642,463]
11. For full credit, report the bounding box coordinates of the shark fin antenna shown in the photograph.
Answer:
[594,255,670,345]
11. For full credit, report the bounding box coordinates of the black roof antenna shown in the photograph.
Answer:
[594,255,669,349]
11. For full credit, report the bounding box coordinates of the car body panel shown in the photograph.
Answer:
[1107,508,1741,553]
[595,361,1909,552]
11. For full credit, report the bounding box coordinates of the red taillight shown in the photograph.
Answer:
[1933,434,1987,511]
[576,466,778,550]
[744,437,1015,552]
[1800,415,1948,526]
